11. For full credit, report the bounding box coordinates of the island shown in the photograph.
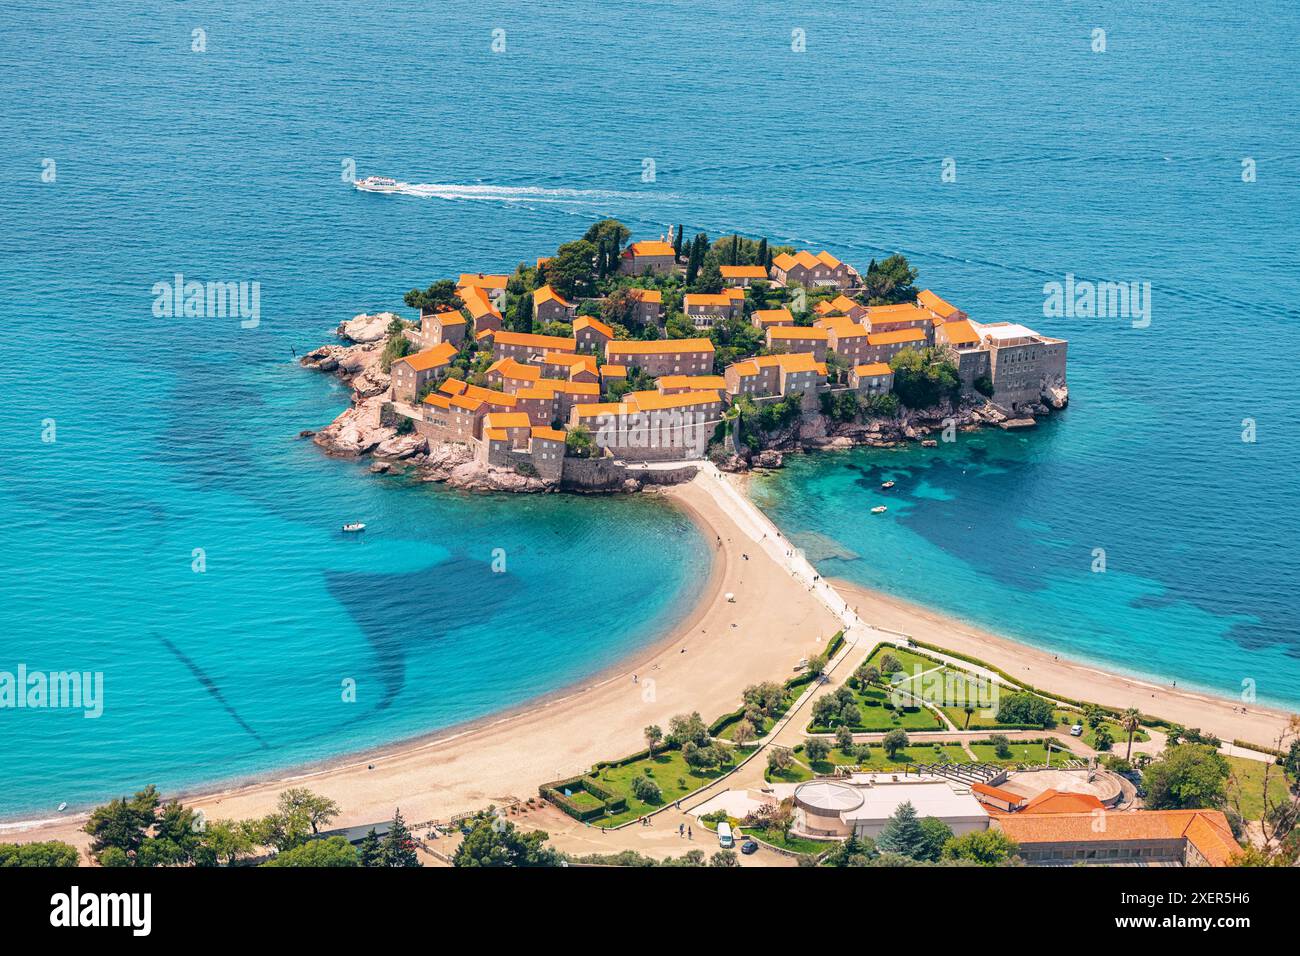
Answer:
[301,220,1069,493]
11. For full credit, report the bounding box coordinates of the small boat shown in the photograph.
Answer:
[871,506,887,515]
[881,480,895,489]
[353,175,404,194]
[57,802,67,812]
[341,522,366,533]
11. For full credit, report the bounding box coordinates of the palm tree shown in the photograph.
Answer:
[963,703,976,730]
[1120,708,1142,761]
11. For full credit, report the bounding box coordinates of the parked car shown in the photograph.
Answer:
[741,840,759,855]
[717,821,734,849]
[1069,723,1084,736]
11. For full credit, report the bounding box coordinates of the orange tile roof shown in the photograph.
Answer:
[574,316,614,338]
[852,362,893,377]
[752,308,794,325]
[971,782,1026,806]
[994,809,1240,866]
[425,308,466,326]
[482,412,532,431]
[771,250,843,272]
[422,393,452,410]
[606,338,714,356]
[725,286,745,300]
[484,428,508,441]
[486,357,541,380]
[918,289,960,318]
[530,426,566,442]
[938,319,980,346]
[730,353,825,377]
[867,305,933,327]
[449,394,485,412]
[492,330,577,351]
[720,265,768,278]
[457,273,508,290]
[572,402,626,420]
[514,387,556,401]
[628,287,663,304]
[460,285,501,321]
[867,327,927,346]
[439,378,467,395]
[820,316,869,339]
[625,389,724,412]
[624,240,676,258]
[533,284,574,308]
[1021,790,1106,814]
[395,342,457,372]
[767,325,828,341]
[440,380,517,407]
[657,374,726,391]
[601,364,627,377]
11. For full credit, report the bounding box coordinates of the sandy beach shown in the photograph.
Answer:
[10,470,1292,853]
[8,474,841,849]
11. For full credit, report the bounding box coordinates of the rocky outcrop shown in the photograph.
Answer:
[337,312,398,344]
[1042,382,1069,410]
[753,450,784,469]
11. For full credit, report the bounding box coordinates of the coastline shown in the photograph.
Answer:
[9,475,1290,848]
[4,476,842,845]
[832,580,1294,750]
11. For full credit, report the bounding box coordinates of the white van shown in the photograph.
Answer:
[717,821,734,849]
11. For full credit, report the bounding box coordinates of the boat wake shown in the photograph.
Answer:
[367,180,673,204]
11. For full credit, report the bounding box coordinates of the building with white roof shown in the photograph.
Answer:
[792,775,989,840]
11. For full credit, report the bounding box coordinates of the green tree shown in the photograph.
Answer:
[1094,725,1115,751]
[989,734,1013,759]
[882,728,910,759]
[644,724,663,756]
[890,347,961,410]
[875,801,927,858]
[357,828,382,867]
[0,841,80,867]
[709,850,740,867]
[631,776,663,804]
[403,278,459,312]
[453,814,561,867]
[262,837,357,867]
[836,725,855,753]
[917,817,955,862]
[995,692,1056,729]
[543,240,597,299]
[564,424,597,459]
[1144,744,1231,811]
[943,828,1020,865]
[822,832,877,866]
[767,746,794,775]
[804,737,831,763]
[667,712,710,748]
[380,809,420,867]
[732,719,757,747]
[84,785,162,865]
[862,254,919,305]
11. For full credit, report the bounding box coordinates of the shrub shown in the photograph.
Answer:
[630,775,662,804]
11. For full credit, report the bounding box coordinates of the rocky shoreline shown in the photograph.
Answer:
[300,313,1069,491]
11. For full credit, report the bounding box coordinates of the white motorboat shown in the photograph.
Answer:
[871,506,887,514]
[342,522,366,533]
[353,176,404,194]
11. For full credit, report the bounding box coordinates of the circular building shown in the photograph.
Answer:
[793,781,864,838]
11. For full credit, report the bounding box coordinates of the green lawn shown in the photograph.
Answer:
[744,826,827,856]
[968,741,1075,766]
[716,690,800,740]
[1052,709,1150,752]
[1226,755,1291,821]
[765,743,971,783]
[590,749,736,827]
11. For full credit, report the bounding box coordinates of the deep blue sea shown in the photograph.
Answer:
[2,1,1298,818]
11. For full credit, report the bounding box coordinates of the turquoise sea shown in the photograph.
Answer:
[2,1,1298,818]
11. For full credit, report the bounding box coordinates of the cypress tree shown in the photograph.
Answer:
[758,237,768,268]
